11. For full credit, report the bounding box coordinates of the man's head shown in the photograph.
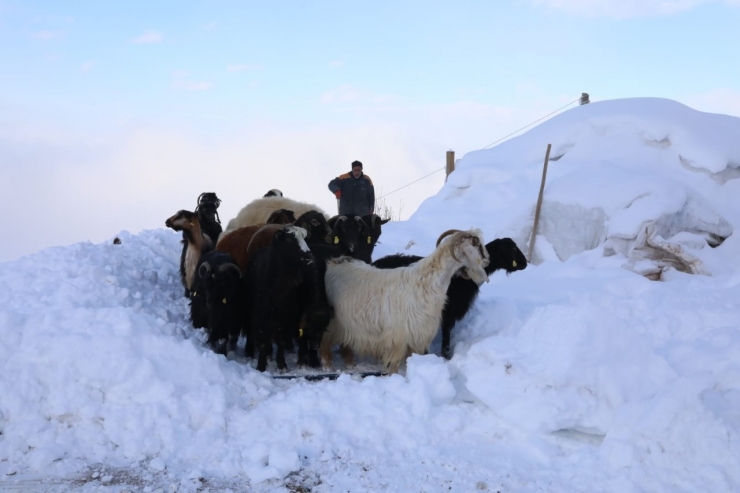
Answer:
[351,160,363,178]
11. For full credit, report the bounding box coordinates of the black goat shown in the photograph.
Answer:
[196,192,223,244]
[372,237,527,359]
[326,215,374,263]
[243,226,318,372]
[361,213,390,247]
[291,253,332,368]
[194,251,244,355]
[294,210,332,244]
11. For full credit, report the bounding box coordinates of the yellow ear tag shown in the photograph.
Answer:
[222,298,227,304]
[333,236,339,244]
[299,328,304,338]
[512,260,517,267]
[192,292,197,296]
[367,236,372,244]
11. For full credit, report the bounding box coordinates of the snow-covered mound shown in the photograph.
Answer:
[2,98,740,492]
[384,98,740,278]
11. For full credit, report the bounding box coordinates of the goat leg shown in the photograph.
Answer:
[227,331,239,354]
[340,345,355,368]
[297,338,310,367]
[257,344,269,372]
[275,344,287,371]
[308,348,321,368]
[441,316,455,360]
[319,331,334,370]
[441,333,452,360]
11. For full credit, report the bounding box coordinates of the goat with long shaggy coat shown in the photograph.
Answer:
[244,226,315,372]
[225,196,328,233]
[165,210,214,298]
[320,229,490,373]
[373,236,527,359]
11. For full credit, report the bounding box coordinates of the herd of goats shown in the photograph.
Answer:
[164,189,528,374]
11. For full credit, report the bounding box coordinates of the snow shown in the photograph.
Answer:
[1,97,739,492]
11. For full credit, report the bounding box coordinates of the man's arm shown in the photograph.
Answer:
[328,176,343,194]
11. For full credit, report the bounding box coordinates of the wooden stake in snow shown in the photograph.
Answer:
[445,150,455,181]
[527,143,552,262]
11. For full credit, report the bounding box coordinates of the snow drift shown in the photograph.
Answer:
[395,98,738,278]
[2,97,740,492]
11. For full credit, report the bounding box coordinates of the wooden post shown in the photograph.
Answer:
[527,143,552,262]
[445,150,455,181]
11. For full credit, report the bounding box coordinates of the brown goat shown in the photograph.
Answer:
[165,210,214,296]
[216,224,285,273]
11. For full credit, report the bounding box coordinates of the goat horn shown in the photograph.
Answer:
[355,216,370,229]
[199,262,212,277]
[436,229,462,247]
[218,263,242,278]
[449,234,463,263]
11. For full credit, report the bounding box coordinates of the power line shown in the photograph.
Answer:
[480,96,581,149]
[376,167,445,200]
[377,95,583,199]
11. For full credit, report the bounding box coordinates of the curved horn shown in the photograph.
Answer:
[448,233,463,263]
[436,229,462,247]
[218,263,242,279]
[198,262,212,277]
[329,215,348,235]
[355,216,370,229]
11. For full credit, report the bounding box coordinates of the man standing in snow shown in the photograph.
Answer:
[328,160,375,216]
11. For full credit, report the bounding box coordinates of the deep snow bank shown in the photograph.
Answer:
[384,98,739,278]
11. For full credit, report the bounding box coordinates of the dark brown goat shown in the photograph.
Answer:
[165,210,214,297]
[215,209,295,272]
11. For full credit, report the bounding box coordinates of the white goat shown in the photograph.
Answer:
[320,229,490,373]
[224,196,328,233]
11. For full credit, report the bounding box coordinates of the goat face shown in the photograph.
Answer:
[361,214,390,245]
[272,226,311,263]
[199,260,242,309]
[330,216,372,257]
[451,231,490,285]
[198,203,219,223]
[295,211,331,243]
[485,238,527,275]
[196,193,222,224]
[165,210,197,231]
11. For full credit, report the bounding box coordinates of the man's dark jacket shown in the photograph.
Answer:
[328,172,375,216]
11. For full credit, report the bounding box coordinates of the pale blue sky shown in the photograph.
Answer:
[1,0,739,262]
